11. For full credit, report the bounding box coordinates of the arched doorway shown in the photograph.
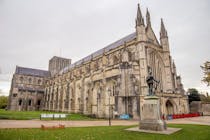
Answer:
[166,100,174,115]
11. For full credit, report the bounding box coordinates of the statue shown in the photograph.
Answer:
[146,71,159,96]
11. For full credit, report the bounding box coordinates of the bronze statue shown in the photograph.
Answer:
[146,71,159,96]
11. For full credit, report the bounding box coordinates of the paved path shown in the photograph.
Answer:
[0,120,138,128]
[0,116,210,129]
[166,116,210,126]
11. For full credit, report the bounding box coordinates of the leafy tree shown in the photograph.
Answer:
[187,88,201,103]
[0,96,8,109]
[202,96,210,102]
[201,61,210,86]
[200,93,210,103]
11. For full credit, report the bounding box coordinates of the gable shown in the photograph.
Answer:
[146,27,160,46]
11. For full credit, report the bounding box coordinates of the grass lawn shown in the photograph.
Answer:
[0,109,94,120]
[0,124,210,140]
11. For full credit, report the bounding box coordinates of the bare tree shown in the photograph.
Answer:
[201,61,210,86]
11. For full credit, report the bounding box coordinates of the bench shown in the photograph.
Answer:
[40,114,67,120]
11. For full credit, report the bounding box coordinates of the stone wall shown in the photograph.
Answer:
[202,103,210,115]
[190,101,202,113]
[190,101,210,115]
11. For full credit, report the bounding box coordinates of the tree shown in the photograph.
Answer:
[187,88,201,103]
[201,61,210,86]
[200,92,210,103]
[202,96,210,103]
[0,96,8,109]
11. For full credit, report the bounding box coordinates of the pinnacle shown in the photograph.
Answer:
[146,8,151,27]
[136,3,144,26]
[160,18,168,38]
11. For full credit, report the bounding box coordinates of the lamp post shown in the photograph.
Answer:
[108,88,111,126]
[115,90,119,115]
[97,90,100,118]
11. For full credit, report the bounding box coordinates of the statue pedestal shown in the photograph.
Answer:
[139,96,166,131]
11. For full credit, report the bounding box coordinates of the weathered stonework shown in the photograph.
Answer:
[7,66,50,111]
[190,101,210,115]
[140,96,166,131]
[8,4,189,119]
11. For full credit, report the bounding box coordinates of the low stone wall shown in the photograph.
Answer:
[202,103,210,116]
[190,101,210,115]
[190,101,202,113]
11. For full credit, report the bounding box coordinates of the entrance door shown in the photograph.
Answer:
[166,100,174,115]
[128,97,133,116]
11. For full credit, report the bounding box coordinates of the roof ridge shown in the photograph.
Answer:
[16,66,49,72]
[59,32,136,74]
[16,66,50,77]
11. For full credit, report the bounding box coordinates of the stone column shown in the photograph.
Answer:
[132,97,138,119]
[137,43,148,96]
[68,84,71,113]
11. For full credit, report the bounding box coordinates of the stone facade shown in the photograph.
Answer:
[49,56,71,76]
[8,4,189,118]
[8,66,50,111]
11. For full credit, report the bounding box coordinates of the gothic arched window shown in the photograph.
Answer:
[94,61,99,71]
[20,76,23,83]
[113,55,119,65]
[18,99,22,106]
[85,65,90,73]
[28,99,32,106]
[28,78,32,84]
[38,79,41,85]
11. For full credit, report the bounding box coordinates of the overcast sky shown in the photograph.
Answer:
[0,0,210,96]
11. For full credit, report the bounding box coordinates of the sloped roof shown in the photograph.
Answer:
[15,66,50,77]
[59,32,136,74]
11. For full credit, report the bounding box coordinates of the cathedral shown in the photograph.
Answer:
[8,4,189,119]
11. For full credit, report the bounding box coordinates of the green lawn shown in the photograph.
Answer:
[0,124,210,140]
[0,109,94,120]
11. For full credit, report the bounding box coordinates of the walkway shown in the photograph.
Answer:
[0,120,138,128]
[0,116,210,129]
[166,116,210,126]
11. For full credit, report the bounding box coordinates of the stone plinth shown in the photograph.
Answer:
[139,96,166,131]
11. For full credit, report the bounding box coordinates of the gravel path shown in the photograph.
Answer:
[0,116,210,129]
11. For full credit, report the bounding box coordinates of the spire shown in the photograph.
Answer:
[136,4,144,27]
[172,60,176,70]
[146,8,151,27]
[160,18,168,38]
